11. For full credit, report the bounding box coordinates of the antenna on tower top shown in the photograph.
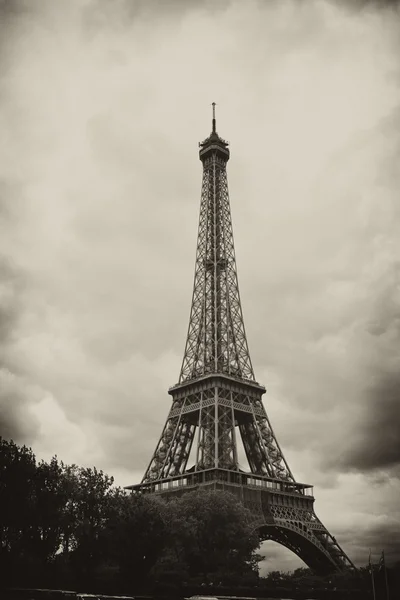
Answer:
[212,102,216,133]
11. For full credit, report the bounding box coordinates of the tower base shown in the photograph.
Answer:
[125,468,354,575]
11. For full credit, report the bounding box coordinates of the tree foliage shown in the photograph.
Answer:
[101,492,168,585]
[165,489,260,582]
[6,436,399,596]
[0,437,261,590]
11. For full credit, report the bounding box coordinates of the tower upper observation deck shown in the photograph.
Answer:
[199,102,230,162]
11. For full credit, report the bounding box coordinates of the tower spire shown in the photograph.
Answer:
[212,101,216,133]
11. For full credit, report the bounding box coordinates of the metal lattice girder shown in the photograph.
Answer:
[266,504,355,571]
[179,141,254,383]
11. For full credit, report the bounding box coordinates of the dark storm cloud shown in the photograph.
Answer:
[327,113,400,475]
[362,522,400,565]
[0,0,23,14]
[354,258,400,472]
[337,0,400,8]
[329,518,400,566]
[60,0,232,34]
[0,141,39,443]
[340,373,400,473]
[90,0,230,13]
[0,257,39,442]
[0,0,36,30]
[0,381,39,442]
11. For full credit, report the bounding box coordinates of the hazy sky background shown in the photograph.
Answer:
[1,0,400,574]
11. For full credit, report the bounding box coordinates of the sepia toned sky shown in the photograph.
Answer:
[1,0,400,573]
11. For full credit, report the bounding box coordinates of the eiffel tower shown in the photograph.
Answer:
[127,105,355,574]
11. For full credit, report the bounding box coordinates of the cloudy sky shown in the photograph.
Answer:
[1,0,400,574]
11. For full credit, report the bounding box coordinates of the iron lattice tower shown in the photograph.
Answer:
[127,106,354,575]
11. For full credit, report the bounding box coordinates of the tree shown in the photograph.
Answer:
[164,489,260,582]
[292,567,312,579]
[28,456,66,566]
[66,466,116,581]
[0,437,37,579]
[0,438,264,590]
[101,491,169,587]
